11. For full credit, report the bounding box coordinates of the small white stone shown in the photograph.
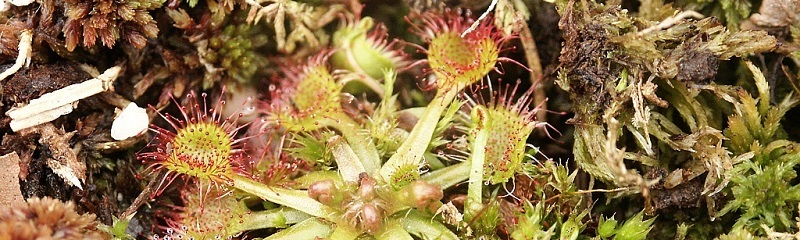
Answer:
[0,1,11,12]
[111,102,149,140]
[7,0,32,6]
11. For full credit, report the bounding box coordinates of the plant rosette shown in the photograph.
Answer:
[380,9,520,181]
[137,89,252,198]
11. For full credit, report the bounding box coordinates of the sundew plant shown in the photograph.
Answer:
[3,0,800,239]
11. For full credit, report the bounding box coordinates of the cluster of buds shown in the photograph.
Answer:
[308,174,389,234]
[308,173,444,234]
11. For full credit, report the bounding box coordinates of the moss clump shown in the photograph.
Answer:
[63,0,164,50]
[0,197,109,239]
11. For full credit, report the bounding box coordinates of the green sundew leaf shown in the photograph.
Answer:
[614,211,655,240]
[389,163,422,190]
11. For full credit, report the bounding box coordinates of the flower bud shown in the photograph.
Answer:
[399,180,444,210]
[360,203,383,234]
[308,179,343,206]
[357,173,379,201]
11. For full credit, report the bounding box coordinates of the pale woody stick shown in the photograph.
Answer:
[0,29,32,81]
[6,66,122,131]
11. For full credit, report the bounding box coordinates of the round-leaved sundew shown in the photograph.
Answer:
[138,89,253,197]
[264,51,344,132]
[331,16,408,80]
[468,81,552,184]
[408,9,520,94]
[379,9,525,180]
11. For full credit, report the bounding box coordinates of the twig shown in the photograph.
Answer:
[637,11,704,36]
[120,171,162,220]
[6,66,122,131]
[518,21,547,121]
[574,187,635,194]
[0,29,32,81]
[461,0,498,37]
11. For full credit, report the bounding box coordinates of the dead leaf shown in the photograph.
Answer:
[743,0,800,28]
[35,123,85,190]
[0,152,25,206]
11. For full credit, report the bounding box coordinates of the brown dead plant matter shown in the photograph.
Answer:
[557,0,775,208]
[0,197,109,239]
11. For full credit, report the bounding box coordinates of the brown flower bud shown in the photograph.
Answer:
[400,180,444,209]
[357,173,378,201]
[360,203,383,234]
[308,179,342,206]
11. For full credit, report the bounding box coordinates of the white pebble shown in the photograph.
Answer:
[111,102,149,140]
[7,0,33,6]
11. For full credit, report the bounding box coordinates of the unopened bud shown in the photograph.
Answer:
[308,180,341,206]
[357,173,378,201]
[399,180,443,209]
[360,202,383,234]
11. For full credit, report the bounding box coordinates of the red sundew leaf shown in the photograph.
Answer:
[137,89,254,201]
